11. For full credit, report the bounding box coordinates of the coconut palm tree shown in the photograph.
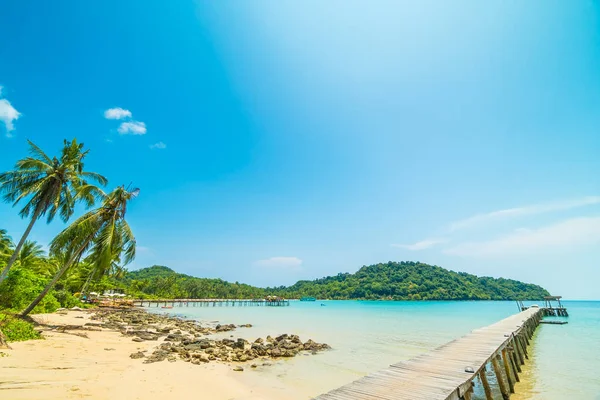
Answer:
[21,186,138,316]
[16,240,46,270]
[0,140,107,285]
[0,229,13,262]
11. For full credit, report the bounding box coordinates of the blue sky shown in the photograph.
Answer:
[1,1,599,298]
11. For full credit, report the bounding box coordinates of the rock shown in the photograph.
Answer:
[254,337,264,344]
[70,306,84,311]
[270,348,282,357]
[238,324,253,328]
[233,338,247,349]
[130,351,145,359]
[158,326,173,333]
[251,364,258,368]
[164,333,182,342]
[144,349,170,364]
[104,348,115,351]
[233,366,244,372]
[132,337,144,342]
[216,324,237,332]
[275,334,288,342]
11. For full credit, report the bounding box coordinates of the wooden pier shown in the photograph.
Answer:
[314,307,544,400]
[132,298,290,307]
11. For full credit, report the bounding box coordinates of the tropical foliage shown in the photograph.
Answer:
[0,140,137,324]
[116,262,549,301]
[0,139,106,285]
[0,311,42,342]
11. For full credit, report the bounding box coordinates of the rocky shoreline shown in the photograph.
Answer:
[85,308,330,370]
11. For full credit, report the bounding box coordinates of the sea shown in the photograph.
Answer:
[147,300,600,399]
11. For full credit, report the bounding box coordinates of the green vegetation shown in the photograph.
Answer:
[0,312,42,342]
[116,262,549,301]
[273,261,549,300]
[0,139,138,340]
[120,266,265,299]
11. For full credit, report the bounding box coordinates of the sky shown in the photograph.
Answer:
[0,1,599,299]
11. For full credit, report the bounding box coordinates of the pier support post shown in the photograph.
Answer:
[501,350,515,393]
[508,348,521,381]
[463,386,473,400]
[512,337,523,366]
[492,356,510,400]
[518,335,529,360]
[478,368,493,400]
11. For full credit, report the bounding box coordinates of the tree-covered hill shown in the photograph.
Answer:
[121,266,266,299]
[118,262,549,300]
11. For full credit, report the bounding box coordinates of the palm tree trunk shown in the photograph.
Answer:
[0,207,43,285]
[21,238,91,317]
[79,268,97,299]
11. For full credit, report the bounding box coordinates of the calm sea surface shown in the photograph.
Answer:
[148,300,600,399]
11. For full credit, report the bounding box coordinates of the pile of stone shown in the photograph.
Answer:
[87,309,330,368]
[135,333,330,365]
[87,309,229,340]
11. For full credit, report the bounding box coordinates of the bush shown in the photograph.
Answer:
[0,268,61,313]
[52,290,83,309]
[0,312,42,342]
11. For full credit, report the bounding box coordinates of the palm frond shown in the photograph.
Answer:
[26,140,53,164]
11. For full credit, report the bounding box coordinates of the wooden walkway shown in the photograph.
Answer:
[132,299,290,307]
[314,307,543,400]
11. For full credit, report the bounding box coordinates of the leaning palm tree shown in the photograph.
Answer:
[0,140,107,285]
[21,186,138,316]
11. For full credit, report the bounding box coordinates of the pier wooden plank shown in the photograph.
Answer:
[314,308,541,400]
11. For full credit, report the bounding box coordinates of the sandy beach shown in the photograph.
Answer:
[0,310,295,400]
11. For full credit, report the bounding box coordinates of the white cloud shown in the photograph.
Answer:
[104,107,132,120]
[392,238,447,251]
[0,85,3,96]
[0,99,21,136]
[254,257,303,269]
[118,121,147,135]
[444,217,600,257]
[448,196,600,232]
[150,141,166,150]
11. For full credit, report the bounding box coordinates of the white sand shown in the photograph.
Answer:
[0,310,293,400]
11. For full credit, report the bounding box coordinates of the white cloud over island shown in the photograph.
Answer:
[447,196,600,232]
[443,217,600,257]
[393,196,600,256]
[254,257,303,269]
[392,238,447,251]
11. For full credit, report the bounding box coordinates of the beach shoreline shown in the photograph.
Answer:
[0,308,316,400]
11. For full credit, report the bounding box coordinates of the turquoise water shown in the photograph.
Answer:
[148,300,600,399]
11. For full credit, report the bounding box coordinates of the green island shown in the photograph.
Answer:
[119,262,549,301]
